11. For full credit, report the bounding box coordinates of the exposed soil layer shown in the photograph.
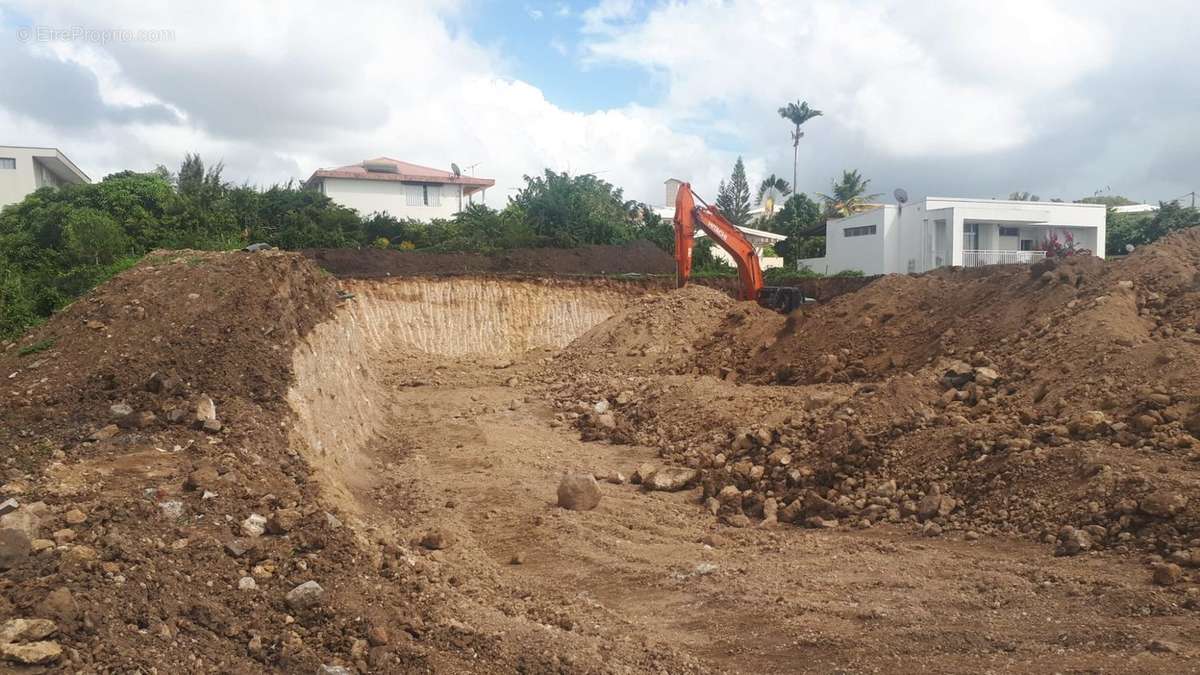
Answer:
[304,240,675,279]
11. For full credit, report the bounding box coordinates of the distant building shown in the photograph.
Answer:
[799,197,1107,276]
[0,146,90,209]
[305,157,494,219]
[1111,203,1158,214]
[655,178,787,269]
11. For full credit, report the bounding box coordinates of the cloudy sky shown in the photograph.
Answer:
[2,0,1197,207]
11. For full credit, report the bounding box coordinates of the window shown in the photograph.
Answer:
[999,226,1020,237]
[0,158,15,170]
[1020,239,1034,251]
[963,223,979,250]
[404,183,441,207]
[843,224,877,237]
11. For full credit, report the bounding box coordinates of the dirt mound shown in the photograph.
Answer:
[556,284,743,374]
[304,239,675,279]
[0,252,683,672]
[545,231,1200,563]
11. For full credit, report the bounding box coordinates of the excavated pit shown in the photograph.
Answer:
[287,276,651,508]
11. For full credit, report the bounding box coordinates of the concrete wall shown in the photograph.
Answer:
[320,177,467,220]
[824,208,889,275]
[0,147,88,210]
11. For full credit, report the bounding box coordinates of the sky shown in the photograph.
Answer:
[1,0,1198,208]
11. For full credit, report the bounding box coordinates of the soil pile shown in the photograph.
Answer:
[305,239,675,279]
[545,230,1200,567]
[0,251,673,672]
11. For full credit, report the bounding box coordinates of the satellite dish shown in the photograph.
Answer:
[894,188,909,205]
[761,187,786,216]
[450,162,462,178]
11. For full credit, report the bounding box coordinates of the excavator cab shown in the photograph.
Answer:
[673,183,808,313]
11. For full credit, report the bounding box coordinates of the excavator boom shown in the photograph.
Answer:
[673,183,764,301]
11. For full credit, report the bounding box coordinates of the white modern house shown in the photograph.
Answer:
[305,157,494,219]
[798,197,1107,276]
[0,146,90,209]
[655,178,787,269]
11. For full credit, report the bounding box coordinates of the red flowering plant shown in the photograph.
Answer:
[1038,232,1093,258]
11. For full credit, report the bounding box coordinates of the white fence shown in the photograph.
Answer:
[961,250,1047,267]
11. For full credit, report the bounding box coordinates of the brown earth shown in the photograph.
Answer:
[0,236,1197,673]
[303,240,675,279]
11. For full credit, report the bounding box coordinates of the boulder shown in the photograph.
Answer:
[1152,563,1182,587]
[642,467,699,492]
[419,529,454,550]
[0,529,31,571]
[241,513,267,538]
[1141,491,1187,518]
[557,473,601,511]
[267,508,301,535]
[193,395,217,429]
[285,581,325,610]
[0,618,56,643]
[0,641,61,665]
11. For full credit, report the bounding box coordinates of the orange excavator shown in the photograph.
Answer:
[673,182,807,312]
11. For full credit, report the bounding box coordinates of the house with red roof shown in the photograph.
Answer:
[304,157,494,219]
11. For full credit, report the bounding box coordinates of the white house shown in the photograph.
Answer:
[799,197,1107,276]
[655,178,787,269]
[305,157,494,219]
[0,146,90,209]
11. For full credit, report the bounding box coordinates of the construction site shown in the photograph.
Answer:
[0,222,1198,673]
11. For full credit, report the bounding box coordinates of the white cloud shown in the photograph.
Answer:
[0,0,734,204]
[581,0,637,34]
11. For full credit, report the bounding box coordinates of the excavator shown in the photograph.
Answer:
[673,182,808,312]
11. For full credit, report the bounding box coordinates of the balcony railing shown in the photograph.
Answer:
[961,249,1047,267]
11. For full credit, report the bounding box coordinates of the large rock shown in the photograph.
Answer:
[285,581,325,610]
[557,473,601,511]
[1140,491,1187,518]
[193,395,217,429]
[0,529,31,570]
[642,467,699,492]
[0,641,61,665]
[0,618,56,643]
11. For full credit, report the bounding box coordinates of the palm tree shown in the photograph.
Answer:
[817,170,883,218]
[756,174,792,202]
[777,100,822,196]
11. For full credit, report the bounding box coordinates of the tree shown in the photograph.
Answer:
[715,157,752,227]
[756,174,792,202]
[777,100,822,198]
[64,208,129,266]
[507,170,634,247]
[772,193,823,266]
[1078,195,1136,208]
[1008,191,1040,201]
[817,170,882,218]
[1106,200,1199,253]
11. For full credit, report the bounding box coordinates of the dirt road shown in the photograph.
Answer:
[331,353,1197,674]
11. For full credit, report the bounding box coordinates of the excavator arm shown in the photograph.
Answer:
[673,183,765,301]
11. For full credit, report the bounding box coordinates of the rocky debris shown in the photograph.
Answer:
[193,395,221,433]
[267,508,301,535]
[184,464,220,492]
[0,618,60,666]
[642,467,699,492]
[1140,491,1187,518]
[557,472,602,511]
[510,552,526,565]
[1152,563,1183,587]
[285,581,325,610]
[117,409,158,430]
[318,665,354,675]
[1054,526,1092,557]
[0,499,17,516]
[145,370,182,394]
[109,401,133,418]
[0,641,62,665]
[631,463,657,485]
[1146,640,1184,655]
[238,576,258,591]
[35,589,77,624]
[367,626,390,646]
[157,500,184,520]
[241,513,268,537]
[0,529,31,570]
[419,529,455,550]
[88,424,120,441]
[63,508,86,525]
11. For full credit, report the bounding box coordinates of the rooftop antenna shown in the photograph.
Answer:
[450,162,462,178]
[465,162,481,175]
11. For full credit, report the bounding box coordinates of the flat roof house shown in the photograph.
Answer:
[0,146,91,209]
[800,197,1107,276]
[305,158,495,219]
